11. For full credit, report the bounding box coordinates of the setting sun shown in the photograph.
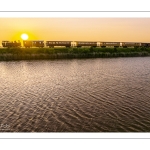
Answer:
[21,33,28,40]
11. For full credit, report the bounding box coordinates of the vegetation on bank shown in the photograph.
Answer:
[0,47,150,60]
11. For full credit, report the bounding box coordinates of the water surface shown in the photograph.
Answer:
[0,57,150,132]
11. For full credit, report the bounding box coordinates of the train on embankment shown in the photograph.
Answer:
[2,40,150,48]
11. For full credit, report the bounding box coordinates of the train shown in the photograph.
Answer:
[1,40,150,48]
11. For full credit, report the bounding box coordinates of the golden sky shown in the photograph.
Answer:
[0,18,150,46]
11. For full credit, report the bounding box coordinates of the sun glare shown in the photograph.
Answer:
[21,33,28,40]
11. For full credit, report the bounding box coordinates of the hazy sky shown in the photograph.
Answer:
[0,18,150,46]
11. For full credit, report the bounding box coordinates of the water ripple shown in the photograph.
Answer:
[0,58,150,132]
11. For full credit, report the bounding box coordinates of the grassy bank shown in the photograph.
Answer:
[0,47,150,61]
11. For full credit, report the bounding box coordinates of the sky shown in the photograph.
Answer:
[0,18,150,46]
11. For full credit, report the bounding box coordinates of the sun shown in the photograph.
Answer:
[21,33,28,40]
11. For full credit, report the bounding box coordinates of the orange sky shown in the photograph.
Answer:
[0,18,150,46]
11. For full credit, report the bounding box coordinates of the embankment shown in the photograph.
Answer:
[0,47,150,61]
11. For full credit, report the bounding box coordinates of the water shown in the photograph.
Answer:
[0,57,150,132]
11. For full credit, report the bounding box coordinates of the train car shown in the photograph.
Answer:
[2,41,21,48]
[23,41,32,48]
[46,41,71,48]
[75,41,97,47]
[100,42,120,48]
[23,40,44,48]
[141,43,150,47]
[122,42,141,48]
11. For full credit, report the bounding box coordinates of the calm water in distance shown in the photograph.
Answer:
[0,57,150,132]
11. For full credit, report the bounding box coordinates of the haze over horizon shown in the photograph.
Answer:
[0,18,150,46]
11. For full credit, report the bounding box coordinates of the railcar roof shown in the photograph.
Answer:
[23,40,44,41]
[46,41,72,42]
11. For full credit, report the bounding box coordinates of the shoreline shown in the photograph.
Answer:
[0,47,150,61]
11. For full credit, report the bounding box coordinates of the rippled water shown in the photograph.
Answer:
[0,57,150,132]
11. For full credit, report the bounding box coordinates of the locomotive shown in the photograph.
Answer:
[2,41,21,48]
[1,40,150,48]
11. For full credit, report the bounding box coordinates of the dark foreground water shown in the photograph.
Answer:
[0,57,150,132]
